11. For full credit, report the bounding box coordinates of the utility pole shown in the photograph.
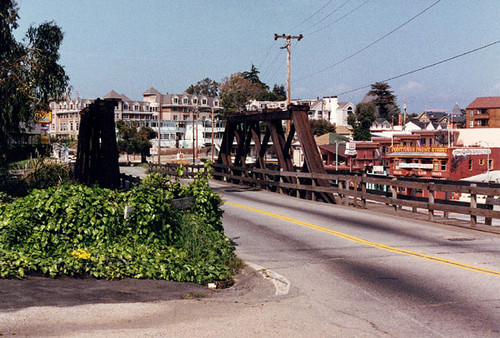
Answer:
[275,33,303,136]
[274,34,303,107]
[157,96,162,164]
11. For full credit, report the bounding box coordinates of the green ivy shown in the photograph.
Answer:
[0,174,237,284]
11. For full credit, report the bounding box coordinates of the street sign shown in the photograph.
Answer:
[344,149,357,156]
[345,142,356,150]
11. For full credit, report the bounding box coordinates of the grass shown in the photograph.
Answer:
[183,292,208,299]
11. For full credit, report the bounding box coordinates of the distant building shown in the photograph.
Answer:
[466,96,500,128]
[371,118,392,131]
[49,88,224,150]
[246,96,355,127]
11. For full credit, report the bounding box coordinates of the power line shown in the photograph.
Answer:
[302,0,353,34]
[258,40,278,69]
[308,0,371,36]
[337,39,500,96]
[295,0,442,82]
[287,0,334,32]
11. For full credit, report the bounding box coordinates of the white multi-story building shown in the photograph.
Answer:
[305,96,354,127]
[49,88,224,150]
[247,96,355,127]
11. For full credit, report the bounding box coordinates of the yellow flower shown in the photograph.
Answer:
[72,249,91,260]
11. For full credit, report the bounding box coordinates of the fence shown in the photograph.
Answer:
[210,163,500,228]
[119,173,142,190]
[148,163,206,178]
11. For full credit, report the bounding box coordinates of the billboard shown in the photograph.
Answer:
[34,110,52,124]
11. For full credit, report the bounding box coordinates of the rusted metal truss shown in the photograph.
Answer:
[217,105,335,203]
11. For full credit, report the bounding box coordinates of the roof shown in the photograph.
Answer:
[335,125,353,135]
[318,144,346,155]
[374,118,390,124]
[103,90,122,99]
[466,97,500,109]
[337,102,350,109]
[315,133,350,145]
[143,87,162,96]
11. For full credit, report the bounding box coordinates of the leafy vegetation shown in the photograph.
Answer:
[0,172,238,284]
[348,102,376,141]
[0,1,68,157]
[309,119,336,136]
[0,156,70,198]
[116,121,156,163]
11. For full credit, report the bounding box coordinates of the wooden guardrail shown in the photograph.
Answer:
[119,173,142,190]
[211,163,500,228]
[148,163,207,178]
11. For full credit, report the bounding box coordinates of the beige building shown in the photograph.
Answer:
[49,88,223,149]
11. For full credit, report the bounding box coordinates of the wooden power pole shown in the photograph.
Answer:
[275,33,303,135]
[274,33,303,107]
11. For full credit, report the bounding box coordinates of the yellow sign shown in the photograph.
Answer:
[390,146,448,153]
[34,110,52,124]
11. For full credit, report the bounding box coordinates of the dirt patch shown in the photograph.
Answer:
[0,277,211,312]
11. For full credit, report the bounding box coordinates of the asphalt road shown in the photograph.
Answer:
[213,181,500,337]
[2,172,500,336]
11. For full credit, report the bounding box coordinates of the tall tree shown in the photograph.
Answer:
[116,121,156,163]
[348,103,376,141]
[185,77,219,97]
[367,82,400,120]
[219,73,261,113]
[272,84,286,101]
[242,64,268,90]
[0,0,68,158]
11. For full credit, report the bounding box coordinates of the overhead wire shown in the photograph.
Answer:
[302,0,353,34]
[337,39,500,96]
[259,0,365,86]
[308,0,371,36]
[294,0,442,82]
[287,0,334,32]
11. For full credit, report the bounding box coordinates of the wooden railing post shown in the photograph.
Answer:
[428,183,435,221]
[311,174,317,201]
[361,173,367,209]
[390,178,398,211]
[343,180,349,206]
[443,191,449,219]
[470,183,477,227]
[485,193,493,226]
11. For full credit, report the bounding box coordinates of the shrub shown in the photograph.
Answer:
[0,174,236,284]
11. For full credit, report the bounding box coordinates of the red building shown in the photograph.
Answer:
[388,145,499,180]
[466,97,500,128]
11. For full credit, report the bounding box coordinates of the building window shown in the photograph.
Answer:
[440,161,447,171]
[479,159,485,166]
[173,115,178,120]
[214,101,219,106]
[469,120,474,127]
[433,161,439,171]
[489,159,493,170]
[144,106,149,111]
[469,109,473,117]
[183,115,189,120]
[193,99,198,104]
[173,98,178,104]
[183,98,188,104]
[202,99,207,105]
[469,159,473,171]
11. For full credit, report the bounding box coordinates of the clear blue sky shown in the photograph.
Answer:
[15,0,500,115]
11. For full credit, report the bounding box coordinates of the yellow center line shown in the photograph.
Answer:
[225,201,500,277]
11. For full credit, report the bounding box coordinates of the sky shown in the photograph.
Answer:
[14,0,500,115]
